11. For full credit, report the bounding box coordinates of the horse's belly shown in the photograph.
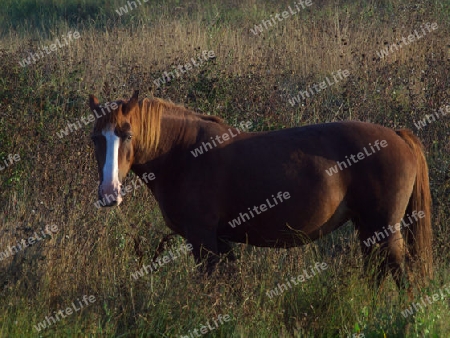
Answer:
[219,199,351,247]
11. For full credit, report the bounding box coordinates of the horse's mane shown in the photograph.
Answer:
[134,97,225,154]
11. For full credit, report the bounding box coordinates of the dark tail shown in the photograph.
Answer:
[396,129,433,282]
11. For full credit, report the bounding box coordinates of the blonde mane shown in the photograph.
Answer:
[136,98,164,154]
[135,97,224,154]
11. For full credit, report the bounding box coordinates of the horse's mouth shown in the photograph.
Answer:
[97,184,123,207]
[97,195,120,207]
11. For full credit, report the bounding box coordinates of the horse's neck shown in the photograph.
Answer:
[133,114,198,163]
[160,115,199,152]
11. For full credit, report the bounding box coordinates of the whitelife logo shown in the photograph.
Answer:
[376,22,438,59]
[153,50,215,88]
[190,121,252,157]
[325,139,388,176]
[363,210,425,247]
[0,224,59,262]
[19,31,81,67]
[131,243,193,280]
[250,0,313,35]
[180,314,231,338]
[288,69,350,107]
[33,295,96,332]
[115,0,149,16]
[56,102,119,139]
[94,172,155,209]
[414,104,449,130]
[228,192,291,228]
[266,262,328,299]
[0,153,20,172]
[401,284,450,318]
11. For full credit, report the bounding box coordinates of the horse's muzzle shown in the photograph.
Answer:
[98,182,123,207]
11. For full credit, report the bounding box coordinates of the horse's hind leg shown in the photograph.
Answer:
[356,218,409,291]
[386,229,409,290]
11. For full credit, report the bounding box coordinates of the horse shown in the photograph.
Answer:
[89,90,432,290]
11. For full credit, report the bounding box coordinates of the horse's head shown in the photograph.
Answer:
[89,90,141,207]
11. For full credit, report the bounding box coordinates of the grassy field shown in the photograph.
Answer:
[0,0,449,336]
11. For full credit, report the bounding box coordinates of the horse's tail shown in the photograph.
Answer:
[396,129,433,282]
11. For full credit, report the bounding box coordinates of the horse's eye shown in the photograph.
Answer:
[124,135,132,141]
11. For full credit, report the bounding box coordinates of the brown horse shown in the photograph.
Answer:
[90,90,432,289]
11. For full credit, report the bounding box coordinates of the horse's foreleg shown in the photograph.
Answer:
[184,224,220,275]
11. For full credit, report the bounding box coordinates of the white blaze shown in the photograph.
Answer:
[102,129,120,183]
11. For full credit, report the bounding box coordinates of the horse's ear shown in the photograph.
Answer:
[124,90,139,115]
[89,94,100,111]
